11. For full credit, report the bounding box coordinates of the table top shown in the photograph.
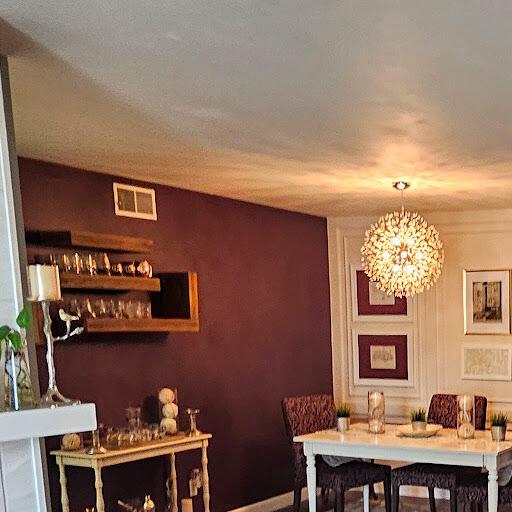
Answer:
[294,423,512,456]
[52,432,212,460]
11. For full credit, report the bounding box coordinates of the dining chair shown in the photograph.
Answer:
[391,394,487,512]
[282,394,392,512]
[455,467,512,511]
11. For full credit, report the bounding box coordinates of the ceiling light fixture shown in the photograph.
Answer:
[361,182,444,297]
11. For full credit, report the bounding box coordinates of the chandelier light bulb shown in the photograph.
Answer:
[361,183,444,297]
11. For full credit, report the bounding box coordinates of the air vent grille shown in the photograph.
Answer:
[113,183,157,221]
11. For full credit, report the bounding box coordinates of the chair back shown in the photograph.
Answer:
[427,393,487,430]
[282,394,336,440]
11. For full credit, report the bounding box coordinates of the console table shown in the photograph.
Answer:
[51,433,212,512]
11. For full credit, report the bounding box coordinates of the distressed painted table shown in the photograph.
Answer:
[51,433,212,512]
[294,423,512,512]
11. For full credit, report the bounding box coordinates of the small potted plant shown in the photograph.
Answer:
[490,412,508,442]
[336,403,351,432]
[410,408,427,432]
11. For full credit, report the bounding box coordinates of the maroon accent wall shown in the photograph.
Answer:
[19,158,332,512]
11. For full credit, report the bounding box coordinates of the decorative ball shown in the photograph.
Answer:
[158,388,175,404]
[160,418,178,434]
[162,403,179,419]
[61,433,81,451]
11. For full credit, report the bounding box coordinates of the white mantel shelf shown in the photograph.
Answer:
[0,403,97,442]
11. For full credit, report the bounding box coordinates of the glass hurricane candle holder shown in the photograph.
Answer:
[368,391,385,434]
[457,394,475,439]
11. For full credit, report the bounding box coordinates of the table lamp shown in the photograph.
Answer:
[27,264,83,407]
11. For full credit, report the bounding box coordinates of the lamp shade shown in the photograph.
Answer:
[27,264,62,301]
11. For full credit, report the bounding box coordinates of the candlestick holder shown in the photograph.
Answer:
[457,394,475,439]
[186,408,202,437]
[28,265,83,407]
[368,391,385,434]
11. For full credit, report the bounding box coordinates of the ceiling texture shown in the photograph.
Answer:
[1,1,512,217]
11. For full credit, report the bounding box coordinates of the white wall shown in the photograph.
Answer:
[328,209,512,421]
[0,56,47,512]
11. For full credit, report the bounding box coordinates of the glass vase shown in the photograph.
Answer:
[368,391,385,433]
[457,394,475,439]
[5,345,34,410]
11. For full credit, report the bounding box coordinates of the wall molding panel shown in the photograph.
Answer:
[328,209,512,421]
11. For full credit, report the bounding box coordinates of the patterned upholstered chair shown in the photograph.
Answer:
[455,468,512,511]
[282,394,392,512]
[391,394,487,512]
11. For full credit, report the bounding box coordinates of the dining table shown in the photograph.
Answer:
[294,423,512,512]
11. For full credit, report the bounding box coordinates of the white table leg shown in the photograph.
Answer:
[170,452,178,512]
[202,440,211,512]
[305,452,317,512]
[488,468,498,512]
[363,484,370,512]
[57,457,70,512]
[94,463,105,512]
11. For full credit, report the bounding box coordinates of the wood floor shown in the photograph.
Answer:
[276,492,460,512]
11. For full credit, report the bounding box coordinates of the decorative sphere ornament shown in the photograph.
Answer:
[61,433,81,450]
[162,402,179,419]
[160,417,178,434]
[158,387,175,405]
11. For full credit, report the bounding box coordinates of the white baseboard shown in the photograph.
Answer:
[227,485,448,512]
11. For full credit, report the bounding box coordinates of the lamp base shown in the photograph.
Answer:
[39,386,81,408]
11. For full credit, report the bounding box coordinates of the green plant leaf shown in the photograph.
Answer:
[16,306,31,329]
[7,330,22,351]
[0,325,11,341]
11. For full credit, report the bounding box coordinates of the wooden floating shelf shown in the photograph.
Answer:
[26,229,153,253]
[60,273,161,292]
[85,318,199,333]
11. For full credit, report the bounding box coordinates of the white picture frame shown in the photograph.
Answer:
[352,325,415,388]
[463,270,510,335]
[350,265,413,322]
[461,344,512,381]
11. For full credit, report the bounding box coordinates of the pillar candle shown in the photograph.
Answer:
[27,264,62,301]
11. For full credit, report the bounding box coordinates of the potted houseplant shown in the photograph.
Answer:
[0,306,34,410]
[490,412,508,442]
[410,408,427,432]
[336,403,351,432]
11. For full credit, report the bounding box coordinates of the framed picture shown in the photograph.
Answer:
[462,344,512,381]
[352,326,414,387]
[351,265,412,322]
[463,270,510,335]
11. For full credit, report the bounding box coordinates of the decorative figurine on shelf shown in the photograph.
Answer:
[186,408,202,437]
[159,387,179,434]
[0,306,35,410]
[27,264,83,407]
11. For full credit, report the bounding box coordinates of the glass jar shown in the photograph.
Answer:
[457,394,475,439]
[4,345,34,410]
[368,391,385,433]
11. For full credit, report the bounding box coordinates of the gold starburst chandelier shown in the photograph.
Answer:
[361,181,444,298]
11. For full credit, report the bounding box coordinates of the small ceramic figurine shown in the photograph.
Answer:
[143,495,155,512]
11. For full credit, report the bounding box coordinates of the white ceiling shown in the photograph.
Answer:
[1,1,512,217]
